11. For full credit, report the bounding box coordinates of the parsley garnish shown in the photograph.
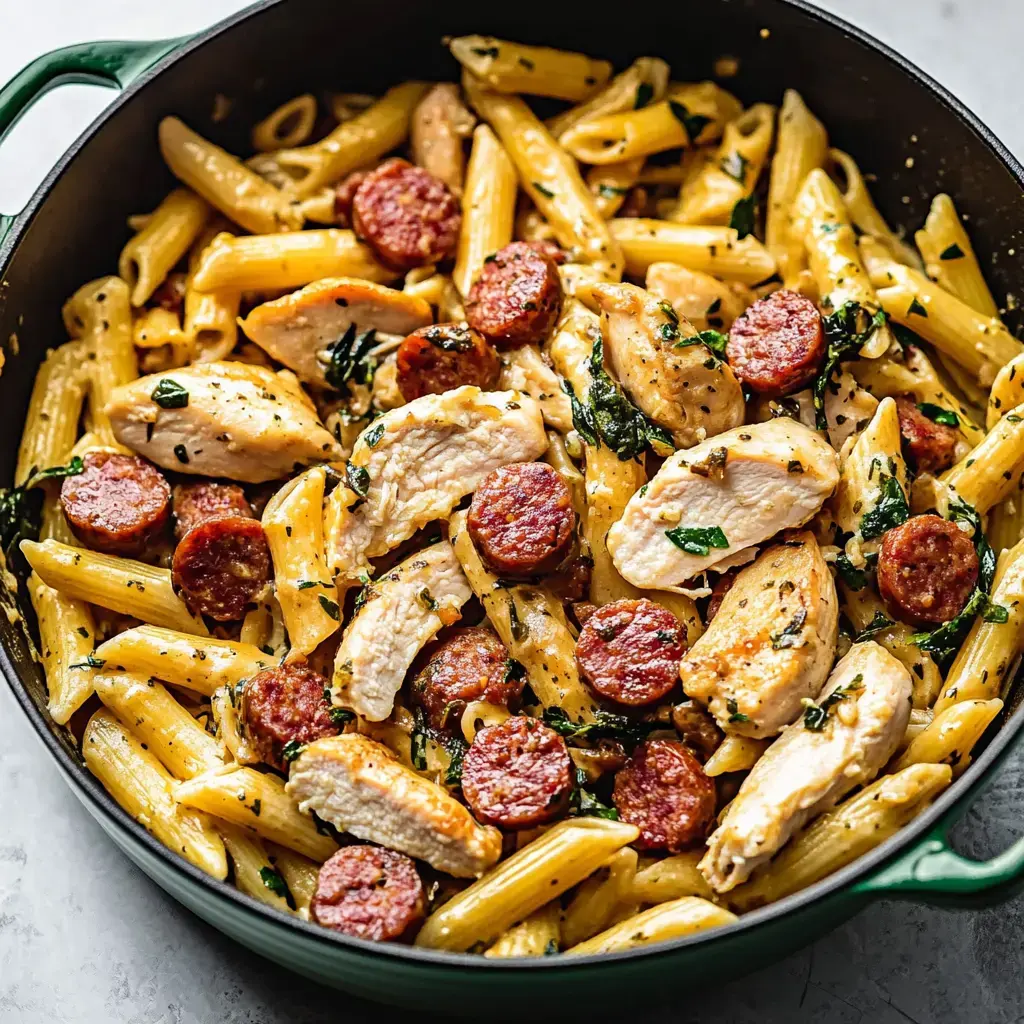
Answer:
[665,525,729,556]
[859,475,910,540]
[322,323,377,395]
[726,697,749,723]
[318,595,340,620]
[0,457,87,558]
[542,707,656,748]
[940,243,965,260]
[597,183,629,199]
[729,195,756,238]
[634,83,654,109]
[803,675,864,731]
[259,866,293,907]
[423,324,474,352]
[281,740,305,763]
[69,653,106,670]
[770,608,807,649]
[668,100,711,142]
[411,708,428,770]
[533,182,556,199]
[572,788,620,820]
[364,422,385,448]
[151,378,189,409]
[908,297,928,318]
[855,610,894,641]
[834,553,868,591]
[917,402,959,427]
[443,734,467,786]
[329,707,355,727]
[419,587,439,611]
[345,462,370,499]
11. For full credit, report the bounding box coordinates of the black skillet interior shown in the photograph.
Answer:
[1,0,1023,772]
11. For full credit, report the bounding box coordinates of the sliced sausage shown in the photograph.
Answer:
[333,170,368,227]
[173,480,253,541]
[60,451,171,556]
[150,271,187,316]
[726,289,825,396]
[876,514,979,625]
[395,322,501,401]
[461,715,573,830]
[467,462,575,577]
[894,395,959,474]
[575,598,685,706]
[311,845,425,942]
[171,514,271,620]
[612,738,717,852]
[705,570,738,623]
[465,241,563,348]
[525,239,567,265]
[352,158,461,270]
[411,626,521,731]
[242,662,339,770]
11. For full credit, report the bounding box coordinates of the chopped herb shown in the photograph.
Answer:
[173,444,189,464]
[572,788,620,820]
[69,653,106,670]
[597,183,629,199]
[726,697,750,723]
[770,607,807,649]
[281,740,305,763]
[424,323,474,352]
[443,734,467,786]
[638,483,649,498]
[665,525,729,556]
[859,475,909,540]
[908,297,928,318]
[855,610,894,641]
[542,706,657,748]
[345,462,370,499]
[503,658,527,685]
[318,595,340,620]
[322,323,377,396]
[706,298,722,316]
[803,675,864,731]
[949,497,996,591]
[668,100,712,142]
[251,799,262,816]
[29,457,84,485]
[533,182,556,199]
[259,866,293,907]
[544,939,559,956]
[917,402,959,427]
[729,194,756,238]
[261,644,275,656]
[76,627,90,638]
[634,82,654,109]
[297,580,318,590]
[518,56,535,70]
[508,598,527,642]
[561,378,598,447]
[411,708,428,770]
[364,423,385,448]
[719,151,750,182]
[654,629,677,642]
[151,378,189,409]
[940,243,965,260]
[329,707,355,728]
[419,587,439,611]
[471,45,499,58]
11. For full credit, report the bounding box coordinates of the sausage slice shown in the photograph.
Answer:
[894,395,959,474]
[173,480,253,541]
[395,322,501,401]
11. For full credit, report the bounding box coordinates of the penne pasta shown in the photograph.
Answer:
[892,699,1003,776]
[266,842,320,919]
[560,847,638,948]
[219,823,294,913]
[941,402,1024,514]
[484,903,561,958]
[629,850,715,904]
[703,734,769,777]
[252,94,318,152]
[184,223,241,362]
[988,353,1024,429]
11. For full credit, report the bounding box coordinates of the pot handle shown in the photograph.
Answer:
[0,37,187,245]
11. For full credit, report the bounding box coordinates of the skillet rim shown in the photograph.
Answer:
[2,0,1023,973]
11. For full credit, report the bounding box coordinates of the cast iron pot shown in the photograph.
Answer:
[2,0,1024,1011]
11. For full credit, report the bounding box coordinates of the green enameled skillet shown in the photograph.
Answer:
[2,0,1024,1011]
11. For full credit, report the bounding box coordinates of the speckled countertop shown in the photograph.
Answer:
[2,1,1023,1021]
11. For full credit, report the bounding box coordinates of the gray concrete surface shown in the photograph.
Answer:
[2,1,1023,1020]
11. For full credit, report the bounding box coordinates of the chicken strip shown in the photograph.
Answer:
[682,532,838,737]
[240,277,433,387]
[105,361,341,483]
[608,418,839,590]
[325,386,547,580]
[332,541,472,721]
[287,733,502,878]
[700,641,912,892]
[590,281,745,449]
[498,344,573,433]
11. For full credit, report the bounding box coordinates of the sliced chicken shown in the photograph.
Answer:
[700,641,912,892]
[646,262,753,331]
[105,361,341,483]
[240,277,432,387]
[287,733,502,877]
[590,281,745,449]
[326,386,547,580]
[682,532,838,737]
[824,369,879,450]
[332,541,472,721]
[498,345,573,433]
[608,419,839,590]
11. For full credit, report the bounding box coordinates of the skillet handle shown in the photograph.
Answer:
[0,37,187,245]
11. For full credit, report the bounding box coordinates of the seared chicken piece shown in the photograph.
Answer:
[646,262,753,331]
[325,386,547,580]
[824,369,879,450]
[608,419,839,590]
[590,282,745,449]
[700,641,912,892]
[682,532,838,737]
[105,361,341,483]
[287,733,502,877]
[240,277,432,387]
[498,345,573,433]
[332,541,472,721]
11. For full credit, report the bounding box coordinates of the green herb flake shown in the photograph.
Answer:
[940,243,965,260]
[729,194,756,239]
[668,100,712,142]
[726,697,750,724]
[345,462,370,499]
[917,402,959,427]
[364,423,385,448]
[908,297,929,318]
[855,610,894,641]
[322,323,378,396]
[69,653,106,670]
[597,183,629,199]
[770,608,807,650]
[281,740,305,763]
[834,553,868,591]
[812,302,888,429]
[411,708,428,770]
[803,675,864,731]
[318,595,340,620]
[859,475,909,540]
[173,444,189,464]
[259,866,292,904]
[419,587,439,611]
[533,182,556,199]
[329,706,355,728]
[542,707,657,747]
[297,580,318,590]
[151,378,189,409]
[665,525,729,557]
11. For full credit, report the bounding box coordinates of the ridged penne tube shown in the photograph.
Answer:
[703,734,769,777]
[792,169,893,358]
[543,430,586,512]
[158,117,303,234]
[766,89,828,285]
[118,188,210,306]
[915,193,998,316]
[62,277,137,448]
[21,540,208,636]
[451,509,600,723]
[559,82,741,165]
[484,903,561,958]
[608,219,776,284]
[175,767,338,862]
[728,763,952,911]
[827,149,920,268]
[185,225,240,362]
[935,537,1024,712]
[560,847,638,948]
[451,37,611,101]
[219,824,294,913]
[546,57,669,138]
[266,842,320,919]
[988,497,1024,555]
[133,307,193,365]
[191,229,396,293]
[988,354,1024,428]
[464,80,622,280]
[28,572,97,725]
[453,125,517,298]
[892,700,1003,776]
[83,709,227,879]
[588,157,645,218]
[269,82,429,198]
[93,672,224,780]
[672,104,776,225]
[941,402,1024,515]
[840,584,943,709]
[415,818,639,952]
[629,850,715,904]
[95,626,274,697]
[866,254,1022,388]
[252,94,317,152]
[262,468,339,655]
[566,897,736,955]
[14,341,88,486]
